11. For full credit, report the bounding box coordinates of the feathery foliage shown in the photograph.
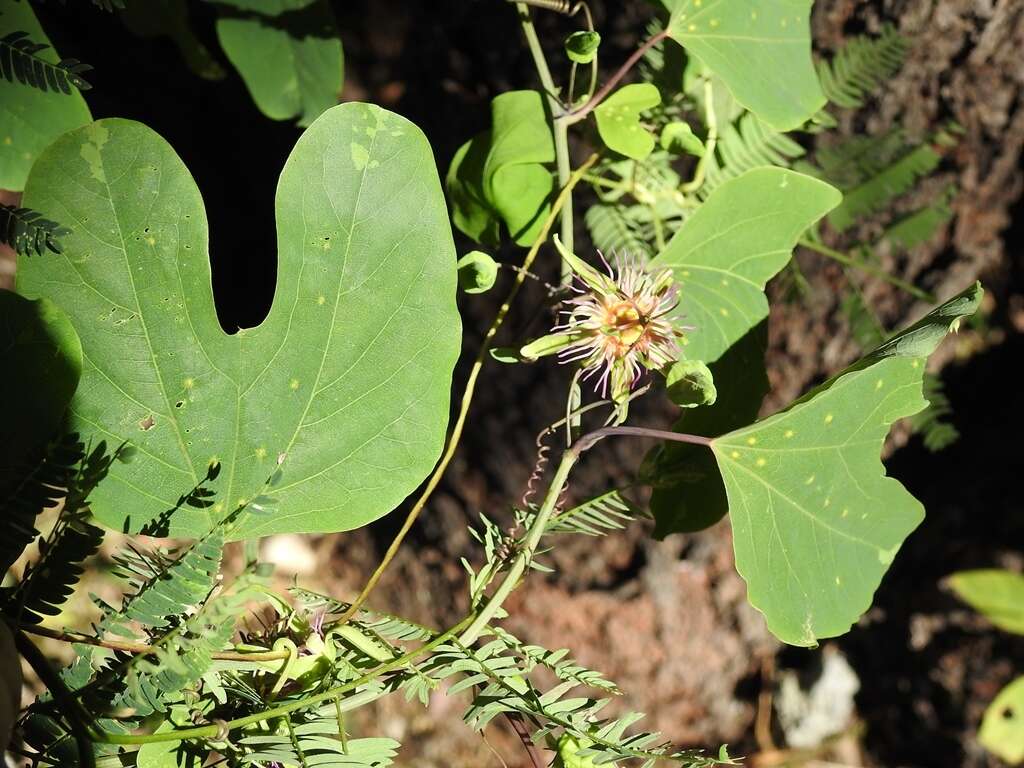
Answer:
[702,112,805,196]
[817,24,909,109]
[1,440,121,625]
[0,204,69,258]
[0,31,91,92]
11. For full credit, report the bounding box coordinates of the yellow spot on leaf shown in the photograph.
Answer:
[876,379,884,389]
[911,359,920,368]
[730,450,741,459]
[184,378,194,389]
[688,23,697,31]
[710,19,720,28]
[289,378,300,390]
[2,137,10,145]
[145,236,156,246]
[784,429,794,438]
[746,437,757,445]
[805,475,815,485]
[255,447,267,460]
[755,457,766,467]
[835,576,841,586]
[719,307,729,317]
[824,413,834,424]
[841,508,849,518]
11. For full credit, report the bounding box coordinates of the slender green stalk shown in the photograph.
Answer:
[514,2,575,276]
[681,80,717,193]
[20,622,293,662]
[459,451,577,646]
[94,614,476,746]
[562,29,669,125]
[335,154,598,625]
[798,238,936,303]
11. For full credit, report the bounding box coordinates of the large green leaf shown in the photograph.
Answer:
[650,167,841,364]
[213,0,343,127]
[667,0,824,131]
[711,283,982,645]
[0,1,92,190]
[17,103,461,539]
[446,91,554,247]
[949,569,1024,635]
[0,290,82,495]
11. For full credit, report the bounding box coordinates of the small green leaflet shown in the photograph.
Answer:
[667,0,825,131]
[0,1,92,190]
[651,167,841,364]
[949,569,1024,635]
[594,83,661,160]
[212,0,343,127]
[712,283,982,646]
[979,676,1024,765]
[17,104,461,540]
[447,91,555,247]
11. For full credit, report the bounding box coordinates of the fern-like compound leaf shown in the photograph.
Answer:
[0,31,92,93]
[817,25,908,109]
[702,112,806,197]
[0,204,69,257]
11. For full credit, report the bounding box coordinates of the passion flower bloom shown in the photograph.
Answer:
[522,236,685,403]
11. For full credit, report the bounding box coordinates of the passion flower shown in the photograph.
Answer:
[521,236,685,403]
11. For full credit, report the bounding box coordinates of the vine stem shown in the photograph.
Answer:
[459,450,577,646]
[459,424,712,645]
[798,238,937,303]
[513,2,576,276]
[561,29,670,125]
[336,154,599,625]
[93,614,476,746]
[19,623,293,662]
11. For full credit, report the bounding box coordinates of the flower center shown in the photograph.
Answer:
[603,300,647,353]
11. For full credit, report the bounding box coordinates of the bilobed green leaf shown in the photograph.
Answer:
[0,1,92,190]
[447,131,501,247]
[651,167,841,364]
[485,90,555,245]
[979,676,1024,765]
[446,91,555,247]
[17,103,461,539]
[712,283,982,646]
[594,83,661,160]
[949,569,1024,635]
[0,290,82,495]
[667,0,824,131]
[213,0,343,127]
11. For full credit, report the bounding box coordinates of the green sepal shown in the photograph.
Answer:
[457,250,499,294]
[565,30,601,64]
[665,359,716,407]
